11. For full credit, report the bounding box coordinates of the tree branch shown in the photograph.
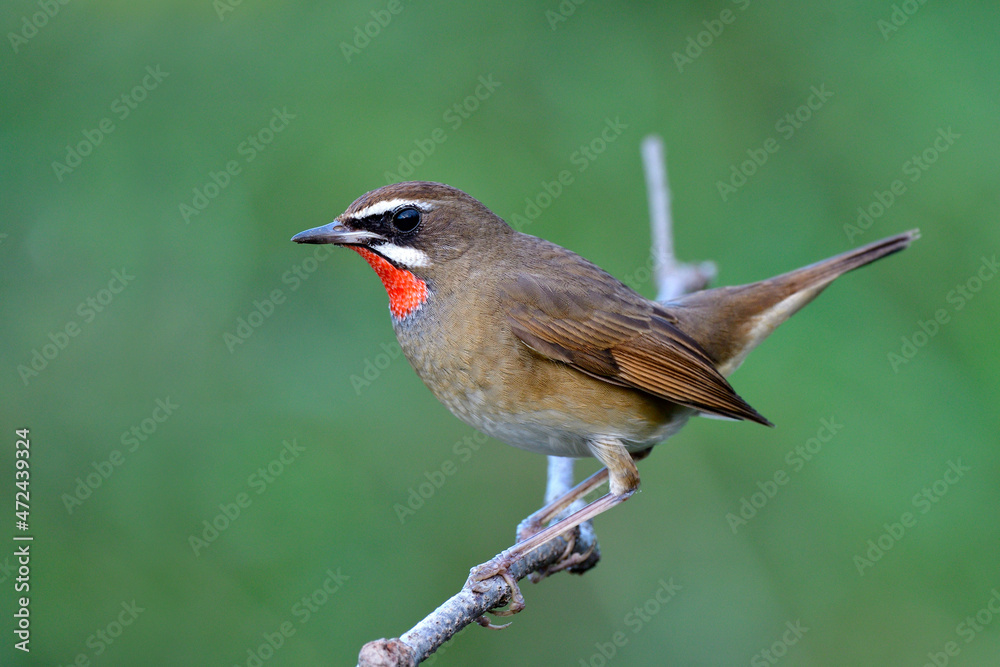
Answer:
[641,135,716,301]
[544,455,575,504]
[358,529,598,667]
[357,135,711,667]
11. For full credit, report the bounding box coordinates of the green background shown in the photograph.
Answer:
[3,1,998,665]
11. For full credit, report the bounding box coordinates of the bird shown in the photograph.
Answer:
[292,180,917,614]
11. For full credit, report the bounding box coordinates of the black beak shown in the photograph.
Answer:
[291,222,384,245]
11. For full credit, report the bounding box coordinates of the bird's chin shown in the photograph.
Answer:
[355,243,402,270]
[359,241,432,272]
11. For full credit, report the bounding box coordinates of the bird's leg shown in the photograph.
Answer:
[515,467,609,543]
[517,446,652,543]
[520,464,602,584]
[588,437,642,496]
[467,438,639,616]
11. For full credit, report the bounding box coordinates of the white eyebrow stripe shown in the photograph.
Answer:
[375,242,431,268]
[342,198,434,220]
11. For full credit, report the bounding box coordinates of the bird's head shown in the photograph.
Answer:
[292,181,511,320]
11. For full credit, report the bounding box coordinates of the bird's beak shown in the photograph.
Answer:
[291,221,384,245]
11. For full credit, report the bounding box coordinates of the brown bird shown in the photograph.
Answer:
[293,181,917,613]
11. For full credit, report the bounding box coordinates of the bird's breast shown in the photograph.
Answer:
[391,294,691,458]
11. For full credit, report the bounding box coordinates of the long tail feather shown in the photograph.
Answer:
[667,230,919,376]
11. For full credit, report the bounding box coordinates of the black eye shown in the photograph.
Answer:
[391,207,421,233]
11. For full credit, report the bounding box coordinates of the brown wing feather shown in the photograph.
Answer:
[502,269,771,425]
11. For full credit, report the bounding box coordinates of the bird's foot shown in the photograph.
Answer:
[466,550,526,620]
[528,527,597,583]
[466,490,633,623]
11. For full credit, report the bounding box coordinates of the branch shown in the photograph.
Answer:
[358,529,598,666]
[544,455,574,504]
[641,135,716,301]
[356,135,711,667]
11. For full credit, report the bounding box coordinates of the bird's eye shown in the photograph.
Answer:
[391,207,421,233]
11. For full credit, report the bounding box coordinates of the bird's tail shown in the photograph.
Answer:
[666,230,919,376]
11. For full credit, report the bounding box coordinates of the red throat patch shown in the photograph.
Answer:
[351,247,428,320]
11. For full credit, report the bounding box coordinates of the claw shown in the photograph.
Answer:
[474,615,512,630]
[556,529,578,563]
[466,555,526,619]
[528,528,575,583]
[542,541,597,577]
[529,528,597,582]
[488,569,525,616]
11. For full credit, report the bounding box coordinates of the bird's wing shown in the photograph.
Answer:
[501,268,771,425]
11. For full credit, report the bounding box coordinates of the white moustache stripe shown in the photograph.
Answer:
[376,242,431,268]
[342,199,434,220]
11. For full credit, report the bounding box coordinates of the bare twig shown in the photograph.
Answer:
[356,136,713,667]
[358,528,598,666]
[641,135,716,301]
[544,455,575,504]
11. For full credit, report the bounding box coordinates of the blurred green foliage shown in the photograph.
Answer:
[2,1,999,665]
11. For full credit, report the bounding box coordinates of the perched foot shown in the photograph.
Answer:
[466,440,641,622]
[466,550,526,617]
[467,490,633,621]
[529,527,598,583]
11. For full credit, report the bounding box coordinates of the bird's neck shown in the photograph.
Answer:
[351,247,428,320]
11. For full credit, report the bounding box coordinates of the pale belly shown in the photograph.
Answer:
[466,408,693,458]
[394,312,693,458]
